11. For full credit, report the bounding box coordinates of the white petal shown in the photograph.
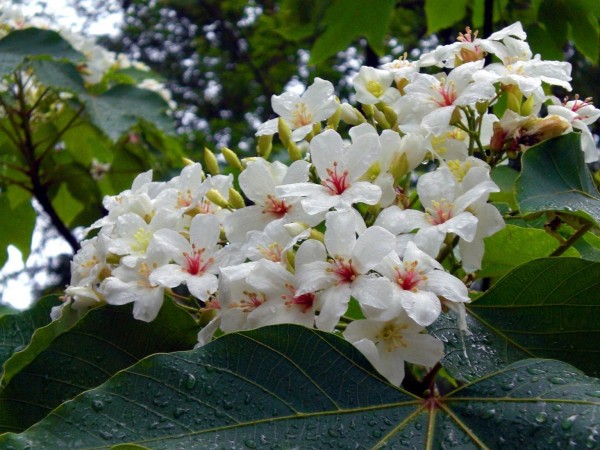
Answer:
[353,226,395,273]
[324,210,356,257]
[399,290,441,327]
[315,284,351,331]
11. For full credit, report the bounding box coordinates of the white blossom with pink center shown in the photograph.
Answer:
[275,128,382,215]
[256,77,338,142]
[374,241,470,326]
[149,214,243,301]
[293,210,395,331]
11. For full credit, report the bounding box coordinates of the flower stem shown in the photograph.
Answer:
[550,222,594,257]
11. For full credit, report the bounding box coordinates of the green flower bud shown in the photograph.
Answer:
[257,134,272,159]
[227,187,246,209]
[203,147,220,175]
[221,147,244,171]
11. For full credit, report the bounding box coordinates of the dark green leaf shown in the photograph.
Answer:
[83,84,173,141]
[490,165,518,209]
[425,0,468,33]
[0,326,598,448]
[516,133,600,226]
[310,0,395,63]
[568,0,600,62]
[31,59,85,94]
[471,257,600,376]
[0,298,199,433]
[479,224,579,278]
[0,296,61,378]
[0,27,83,77]
[574,231,600,261]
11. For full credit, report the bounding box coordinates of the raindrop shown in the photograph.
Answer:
[205,365,215,374]
[551,404,562,412]
[587,390,600,398]
[527,367,545,375]
[481,409,496,419]
[561,415,578,430]
[223,400,234,410]
[99,431,113,440]
[244,439,257,448]
[548,377,567,385]
[414,422,423,430]
[372,430,382,438]
[173,408,188,419]
[185,373,197,390]
[534,412,548,424]
[244,393,252,405]
[92,400,104,412]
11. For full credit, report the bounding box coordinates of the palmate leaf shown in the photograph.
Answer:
[0,298,199,433]
[516,133,600,226]
[431,257,600,382]
[0,325,598,448]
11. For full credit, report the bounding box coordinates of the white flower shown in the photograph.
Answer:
[241,219,310,263]
[224,158,320,243]
[402,61,496,135]
[294,210,395,330]
[344,310,444,386]
[374,241,470,326]
[547,96,600,163]
[149,214,242,301]
[353,66,401,105]
[256,77,338,141]
[275,129,382,214]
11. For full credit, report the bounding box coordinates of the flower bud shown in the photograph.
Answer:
[284,222,309,236]
[287,142,303,161]
[381,104,398,128]
[278,117,293,147]
[203,147,220,175]
[521,94,535,116]
[256,134,272,159]
[181,157,195,166]
[221,147,244,171]
[340,103,366,125]
[326,105,342,129]
[389,152,409,183]
[205,188,229,208]
[227,187,246,209]
[309,228,325,243]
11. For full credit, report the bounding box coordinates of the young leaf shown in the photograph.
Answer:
[0,193,36,269]
[0,298,199,433]
[516,133,600,226]
[0,325,597,448]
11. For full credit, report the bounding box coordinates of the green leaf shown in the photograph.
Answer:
[489,165,518,209]
[50,183,84,228]
[568,0,600,62]
[0,296,61,378]
[0,193,36,269]
[310,0,395,63]
[0,27,83,77]
[0,325,598,448]
[425,0,468,33]
[0,298,199,432]
[30,59,85,94]
[479,224,579,278]
[516,133,600,226]
[83,84,173,141]
[471,257,600,377]
[574,231,600,261]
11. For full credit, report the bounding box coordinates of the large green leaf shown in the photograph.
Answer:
[479,224,579,278]
[0,296,60,378]
[0,27,83,77]
[433,257,600,382]
[83,85,173,141]
[0,193,36,270]
[31,59,86,94]
[310,0,395,63]
[0,298,199,433]
[0,325,598,448]
[425,0,468,33]
[516,133,600,226]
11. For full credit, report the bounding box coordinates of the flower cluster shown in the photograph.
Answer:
[61,22,600,386]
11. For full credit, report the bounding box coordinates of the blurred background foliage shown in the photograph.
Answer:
[1,0,599,305]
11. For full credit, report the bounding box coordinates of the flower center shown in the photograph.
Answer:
[263,194,290,217]
[258,242,283,262]
[330,256,357,284]
[376,322,409,352]
[367,80,384,98]
[292,102,313,128]
[183,246,213,275]
[433,79,458,107]
[395,260,427,292]
[322,161,349,195]
[426,199,454,225]
[132,228,152,253]
[239,291,265,313]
